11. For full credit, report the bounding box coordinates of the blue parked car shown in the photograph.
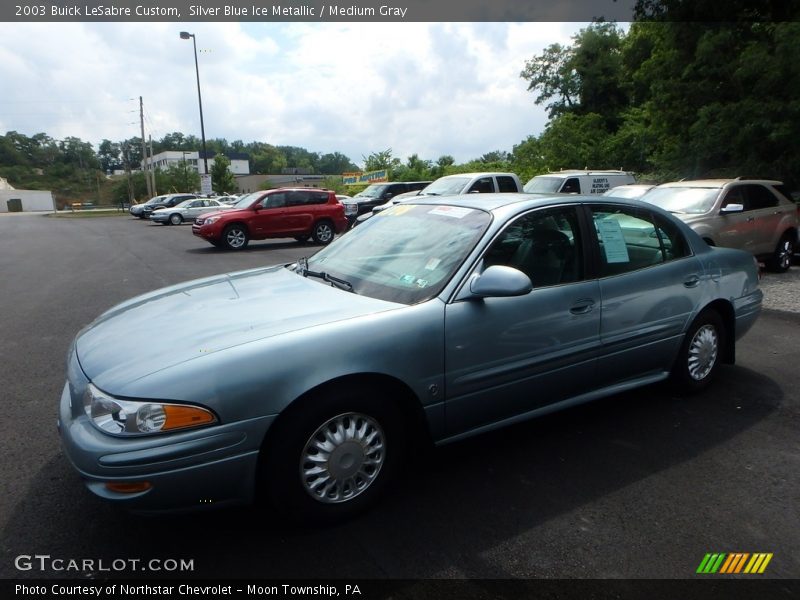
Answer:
[59,194,762,522]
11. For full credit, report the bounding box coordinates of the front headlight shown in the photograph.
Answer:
[83,384,216,436]
[203,216,220,225]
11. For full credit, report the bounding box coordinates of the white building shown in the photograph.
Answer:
[0,189,55,213]
[144,151,250,175]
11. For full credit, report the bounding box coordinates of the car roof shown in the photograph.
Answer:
[408,192,655,215]
[658,179,783,188]
[435,172,517,179]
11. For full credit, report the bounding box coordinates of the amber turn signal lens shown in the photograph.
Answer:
[162,405,216,431]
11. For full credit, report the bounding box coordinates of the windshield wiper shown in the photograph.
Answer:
[295,257,354,292]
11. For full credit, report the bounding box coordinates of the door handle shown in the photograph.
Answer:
[683,275,700,288]
[570,299,595,315]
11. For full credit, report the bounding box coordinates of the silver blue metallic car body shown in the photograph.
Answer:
[59,193,762,520]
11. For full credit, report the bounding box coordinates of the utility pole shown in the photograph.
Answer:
[139,96,152,198]
[148,134,157,196]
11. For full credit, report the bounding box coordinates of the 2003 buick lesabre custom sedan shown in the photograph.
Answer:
[59,194,763,522]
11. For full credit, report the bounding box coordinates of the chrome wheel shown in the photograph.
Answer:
[313,221,334,245]
[775,237,793,272]
[687,324,718,381]
[224,226,247,249]
[300,412,385,504]
[169,213,183,225]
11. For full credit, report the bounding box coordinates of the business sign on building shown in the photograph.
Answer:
[342,170,389,185]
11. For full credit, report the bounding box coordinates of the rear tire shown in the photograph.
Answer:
[312,220,335,245]
[766,233,794,273]
[260,385,405,524]
[670,309,725,394]
[222,224,249,250]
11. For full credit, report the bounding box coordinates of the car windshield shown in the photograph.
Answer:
[145,196,166,205]
[232,192,264,209]
[354,185,388,199]
[304,203,491,304]
[175,199,194,208]
[419,177,470,196]
[523,177,563,193]
[642,187,720,214]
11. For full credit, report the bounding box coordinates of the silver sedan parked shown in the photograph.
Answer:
[59,194,762,522]
[149,198,234,225]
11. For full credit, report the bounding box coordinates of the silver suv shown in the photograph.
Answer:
[642,179,797,272]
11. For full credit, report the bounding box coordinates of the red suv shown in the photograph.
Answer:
[192,188,348,250]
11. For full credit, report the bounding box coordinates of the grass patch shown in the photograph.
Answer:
[49,210,129,218]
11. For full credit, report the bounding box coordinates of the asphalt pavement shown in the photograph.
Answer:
[0,213,797,589]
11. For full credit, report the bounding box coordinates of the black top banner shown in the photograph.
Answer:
[3,0,638,23]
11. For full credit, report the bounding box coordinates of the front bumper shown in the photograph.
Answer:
[57,355,276,513]
[149,213,169,223]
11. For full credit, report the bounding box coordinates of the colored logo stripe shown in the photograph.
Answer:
[697,553,773,574]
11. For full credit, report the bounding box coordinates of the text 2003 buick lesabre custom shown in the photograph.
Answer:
[59,194,762,522]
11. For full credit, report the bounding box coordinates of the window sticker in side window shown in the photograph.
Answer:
[597,219,630,263]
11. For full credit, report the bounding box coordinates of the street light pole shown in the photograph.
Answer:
[180,31,209,177]
[182,151,190,192]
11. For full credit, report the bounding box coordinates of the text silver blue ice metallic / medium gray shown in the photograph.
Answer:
[59,193,763,522]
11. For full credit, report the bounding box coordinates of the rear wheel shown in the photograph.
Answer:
[260,385,404,524]
[169,213,183,225]
[222,224,249,250]
[670,309,725,394]
[312,220,335,245]
[766,233,794,273]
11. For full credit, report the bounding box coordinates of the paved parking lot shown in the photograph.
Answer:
[0,213,798,587]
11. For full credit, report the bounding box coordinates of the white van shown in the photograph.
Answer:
[524,170,636,195]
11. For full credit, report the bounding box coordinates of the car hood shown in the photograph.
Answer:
[76,265,401,390]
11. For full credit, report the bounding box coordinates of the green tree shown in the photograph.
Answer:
[362,148,401,172]
[318,152,358,175]
[211,154,236,193]
[250,144,287,174]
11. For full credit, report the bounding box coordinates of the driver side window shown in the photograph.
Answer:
[261,193,286,209]
[484,207,583,288]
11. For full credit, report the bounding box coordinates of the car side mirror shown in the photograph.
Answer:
[721,203,744,214]
[467,265,532,299]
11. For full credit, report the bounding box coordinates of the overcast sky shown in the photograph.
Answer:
[0,22,586,167]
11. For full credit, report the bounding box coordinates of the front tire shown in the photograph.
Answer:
[312,220,335,245]
[260,385,404,524]
[670,309,725,394]
[222,224,249,250]
[766,233,794,273]
[169,213,183,225]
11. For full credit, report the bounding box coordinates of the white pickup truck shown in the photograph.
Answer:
[357,172,524,225]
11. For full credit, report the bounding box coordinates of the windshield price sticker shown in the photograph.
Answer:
[429,206,473,219]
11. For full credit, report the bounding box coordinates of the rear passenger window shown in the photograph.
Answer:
[468,178,494,194]
[744,184,778,210]
[589,205,666,276]
[496,176,518,193]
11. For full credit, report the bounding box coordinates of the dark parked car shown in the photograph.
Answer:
[192,188,348,249]
[140,194,198,220]
[129,195,169,218]
[60,194,762,521]
[341,181,431,225]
